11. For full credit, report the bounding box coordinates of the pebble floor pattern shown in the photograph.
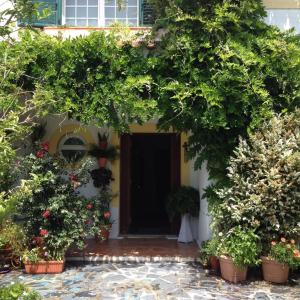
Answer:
[0,263,299,300]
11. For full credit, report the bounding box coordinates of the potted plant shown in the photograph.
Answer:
[22,247,65,274]
[261,238,300,283]
[218,227,261,283]
[87,191,114,241]
[199,238,220,273]
[0,222,26,273]
[88,145,119,168]
[15,141,95,273]
[166,186,199,243]
[98,132,109,150]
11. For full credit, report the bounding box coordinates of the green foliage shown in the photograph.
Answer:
[16,142,94,259]
[268,238,300,268]
[166,186,199,221]
[0,222,27,256]
[198,238,220,267]
[22,248,41,263]
[0,283,41,300]
[88,145,119,160]
[86,190,114,235]
[214,110,300,242]
[152,0,300,207]
[8,29,158,132]
[218,227,261,267]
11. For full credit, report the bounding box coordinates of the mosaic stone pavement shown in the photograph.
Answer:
[0,263,299,300]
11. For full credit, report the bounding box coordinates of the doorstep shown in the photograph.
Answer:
[67,238,199,263]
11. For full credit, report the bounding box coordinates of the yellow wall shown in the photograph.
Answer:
[263,0,300,8]
[48,124,96,155]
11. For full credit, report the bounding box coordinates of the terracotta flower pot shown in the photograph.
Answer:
[99,226,110,241]
[210,256,220,272]
[98,157,108,168]
[261,256,289,283]
[219,256,247,283]
[24,260,65,274]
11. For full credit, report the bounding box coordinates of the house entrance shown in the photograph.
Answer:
[120,133,181,235]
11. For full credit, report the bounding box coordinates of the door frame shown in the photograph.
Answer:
[119,133,181,235]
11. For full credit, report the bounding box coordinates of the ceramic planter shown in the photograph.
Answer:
[219,256,247,283]
[24,260,65,274]
[261,256,289,283]
[98,157,108,168]
[210,256,220,272]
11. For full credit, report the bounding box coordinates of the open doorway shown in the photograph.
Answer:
[120,133,181,235]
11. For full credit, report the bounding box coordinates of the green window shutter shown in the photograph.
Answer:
[20,0,62,27]
[140,0,155,26]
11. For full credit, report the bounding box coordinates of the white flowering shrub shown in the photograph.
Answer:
[214,110,300,243]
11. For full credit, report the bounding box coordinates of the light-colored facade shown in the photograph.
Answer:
[1,0,299,244]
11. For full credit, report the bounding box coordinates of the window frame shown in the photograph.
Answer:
[62,0,140,27]
[58,134,87,162]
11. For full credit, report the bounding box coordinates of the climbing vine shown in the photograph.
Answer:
[1,0,300,211]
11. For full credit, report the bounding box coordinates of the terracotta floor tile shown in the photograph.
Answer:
[68,238,199,258]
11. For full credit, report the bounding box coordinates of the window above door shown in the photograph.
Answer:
[26,0,154,27]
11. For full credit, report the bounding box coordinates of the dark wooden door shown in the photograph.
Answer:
[120,133,181,234]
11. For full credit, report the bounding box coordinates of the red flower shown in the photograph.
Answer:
[69,174,77,182]
[294,250,300,257]
[281,237,286,243]
[41,142,49,151]
[42,210,50,219]
[86,204,93,210]
[104,211,111,219]
[40,229,48,237]
[36,150,45,158]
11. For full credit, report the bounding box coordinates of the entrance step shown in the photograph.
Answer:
[67,238,199,263]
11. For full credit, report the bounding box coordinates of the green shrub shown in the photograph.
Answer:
[0,283,41,300]
[214,110,300,243]
[218,227,261,267]
[16,141,94,260]
[166,186,200,221]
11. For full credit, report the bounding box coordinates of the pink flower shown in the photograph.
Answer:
[291,239,295,245]
[44,252,49,257]
[281,237,286,243]
[40,229,48,237]
[104,211,111,219]
[42,210,50,219]
[86,204,93,210]
[271,241,276,246]
[294,250,300,257]
[36,150,45,158]
[41,142,49,152]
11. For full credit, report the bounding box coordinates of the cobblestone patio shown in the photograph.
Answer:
[0,263,299,300]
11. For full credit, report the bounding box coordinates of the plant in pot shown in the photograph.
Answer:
[217,227,261,283]
[87,190,113,241]
[88,146,119,168]
[22,247,66,274]
[166,186,199,243]
[261,237,300,283]
[0,222,27,273]
[199,238,220,273]
[15,142,94,273]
